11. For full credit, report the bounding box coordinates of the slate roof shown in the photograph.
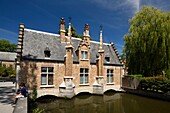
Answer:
[0,52,17,62]
[22,29,122,65]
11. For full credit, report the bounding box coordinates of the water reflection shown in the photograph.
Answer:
[35,93,170,113]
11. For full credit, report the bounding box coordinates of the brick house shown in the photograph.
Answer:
[0,52,16,68]
[16,18,124,98]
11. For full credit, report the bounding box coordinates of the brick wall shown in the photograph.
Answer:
[20,60,122,90]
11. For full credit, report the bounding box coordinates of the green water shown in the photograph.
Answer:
[35,93,170,113]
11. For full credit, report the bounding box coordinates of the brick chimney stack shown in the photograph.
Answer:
[83,24,90,46]
[60,18,66,42]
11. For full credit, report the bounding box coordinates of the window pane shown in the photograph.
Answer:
[107,69,109,73]
[80,68,83,73]
[85,51,87,59]
[111,70,113,74]
[48,74,53,85]
[85,69,88,73]
[81,51,87,59]
[81,51,84,59]
[80,74,83,84]
[107,75,109,83]
[41,74,47,85]
[110,75,113,83]
[48,67,54,72]
[41,67,47,72]
[85,74,88,83]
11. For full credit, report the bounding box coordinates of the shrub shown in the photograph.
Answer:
[124,74,143,78]
[139,76,170,93]
[0,64,16,77]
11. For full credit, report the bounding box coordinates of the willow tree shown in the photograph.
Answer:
[124,6,170,76]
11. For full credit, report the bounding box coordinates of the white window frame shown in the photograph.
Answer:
[81,51,88,60]
[80,68,89,85]
[41,67,54,87]
[107,69,114,84]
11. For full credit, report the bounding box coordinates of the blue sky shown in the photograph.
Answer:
[0,0,170,53]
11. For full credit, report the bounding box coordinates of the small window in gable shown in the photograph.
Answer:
[44,47,51,58]
[105,56,110,62]
[81,51,88,59]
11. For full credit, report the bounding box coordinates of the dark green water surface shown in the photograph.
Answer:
[35,93,170,113]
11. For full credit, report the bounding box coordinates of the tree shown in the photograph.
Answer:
[0,39,17,52]
[124,6,170,76]
[0,64,16,77]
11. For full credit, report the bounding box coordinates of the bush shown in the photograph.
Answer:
[139,76,170,93]
[124,74,143,78]
[0,64,16,77]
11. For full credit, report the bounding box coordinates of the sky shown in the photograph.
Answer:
[0,0,170,53]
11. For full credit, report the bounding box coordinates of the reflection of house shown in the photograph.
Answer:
[0,52,16,68]
[16,18,124,98]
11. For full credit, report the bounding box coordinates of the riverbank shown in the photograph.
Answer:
[122,88,170,101]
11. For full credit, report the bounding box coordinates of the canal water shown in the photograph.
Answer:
[34,92,170,113]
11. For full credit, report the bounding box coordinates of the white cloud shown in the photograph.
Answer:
[90,0,140,14]
[0,28,17,43]
[140,0,170,12]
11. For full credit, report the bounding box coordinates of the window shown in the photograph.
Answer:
[105,57,110,62]
[107,69,113,83]
[44,47,51,58]
[81,51,88,59]
[80,68,88,84]
[41,67,54,85]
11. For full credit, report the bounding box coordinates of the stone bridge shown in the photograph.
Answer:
[35,84,122,99]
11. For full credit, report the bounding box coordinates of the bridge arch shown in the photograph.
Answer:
[74,87,93,95]
[36,94,58,102]
[104,89,116,94]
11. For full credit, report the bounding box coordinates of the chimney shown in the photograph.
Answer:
[60,18,66,42]
[83,24,90,46]
[84,24,90,37]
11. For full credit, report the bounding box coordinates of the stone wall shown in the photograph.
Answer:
[122,77,140,89]
[13,97,27,113]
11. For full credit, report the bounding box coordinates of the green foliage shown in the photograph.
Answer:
[33,107,44,113]
[124,6,170,76]
[29,88,37,101]
[0,39,17,52]
[0,64,16,77]
[140,77,170,93]
[124,74,143,78]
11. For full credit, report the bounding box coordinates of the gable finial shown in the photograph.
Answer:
[100,25,102,31]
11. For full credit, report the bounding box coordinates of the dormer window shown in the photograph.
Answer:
[44,47,51,58]
[105,56,110,62]
[81,51,88,59]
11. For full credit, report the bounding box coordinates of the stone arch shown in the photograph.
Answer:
[104,89,116,94]
[36,94,58,99]
[74,87,93,95]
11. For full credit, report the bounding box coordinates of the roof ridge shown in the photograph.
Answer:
[24,28,60,37]
[24,28,112,45]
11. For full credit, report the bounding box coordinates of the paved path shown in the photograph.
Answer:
[0,82,15,113]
